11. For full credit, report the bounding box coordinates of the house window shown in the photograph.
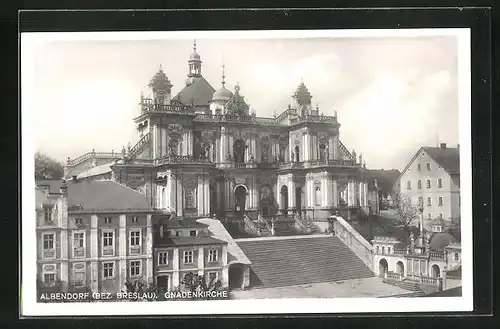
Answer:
[102,230,115,256]
[129,260,141,277]
[388,247,391,254]
[176,231,181,237]
[208,271,218,283]
[454,253,459,261]
[183,250,194,264]
[104,217,112,224]
[418,196,424,206]
[426,179,431,188]
[189,230,197,237]
[42,264,57,285]
[417,164,421,171]
[72,231,85,258]
[74,218,83,226]
[158,251,168,265]
[72,263,86,288]
[417,180,422,189]
[376,246,379,254]
[426,163,431,171]
[43,206,53,223]
[407,181,412,190]
[102,262,114,278]
[42,233,55,259]
[208,249,218,262]
[438,197,443,206]
[438,178,443,188]
[427,197,432,206]
[129,230,142,255]
[132,216,139,224]
[382,246,385,254]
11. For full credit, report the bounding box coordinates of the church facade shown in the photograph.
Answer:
[65,42,370,224]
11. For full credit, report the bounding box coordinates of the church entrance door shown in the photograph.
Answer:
[235,185,247,213]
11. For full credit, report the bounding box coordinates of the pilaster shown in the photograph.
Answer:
[287,175,296,209]
[197,247,204,276]
[204,176,210,216]
[119,214,127,288]
[221,244,229,288]
[197,175,204,217]
[176,176,183,217]
[90,215,99,292]
[172,248,179,289]
[332,178,338,207]
[322,173,329,207]
[146,214,153,285]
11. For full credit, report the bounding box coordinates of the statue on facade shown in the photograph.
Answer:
[291,151,295,162]
[409,232,415,249]
[425,232,431,250]
[226,151,232,162]
[325,143,330,161]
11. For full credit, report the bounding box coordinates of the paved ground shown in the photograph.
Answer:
[230,277,412,299]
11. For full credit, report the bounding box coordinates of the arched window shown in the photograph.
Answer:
[382,246,386,254]
[168,140,179,156]
[294,145,300,162]
[315,186,321,206]
[319,144,326,161]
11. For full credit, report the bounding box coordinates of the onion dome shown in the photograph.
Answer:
[212,64,233,101]
[148,65,172,92]
[189,39,201,62]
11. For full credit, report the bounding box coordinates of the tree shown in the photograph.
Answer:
[392,193,419,234]
[181,272,223,293]
[35,151,64,180]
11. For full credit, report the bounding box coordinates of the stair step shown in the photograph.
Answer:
[237,236,374,289]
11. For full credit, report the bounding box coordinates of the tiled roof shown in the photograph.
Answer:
[173,76,215,106]
[67,180,153,212]
[76,163,113,179]
[423,147,460,174]
[197,218,252,265]
[364,169,401,191]
[155,236,227,247]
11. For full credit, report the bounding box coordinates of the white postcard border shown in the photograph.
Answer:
[21,28,473,316]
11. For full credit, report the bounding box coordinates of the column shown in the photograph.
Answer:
[172,248,179,290]
[288,175,296,211]
[333,134,340,160]
[323,173,330,207]
[152,124,157,159]
[90,215,99,292]
[197,247,204,276]
[204,176,210,216]
[119,214,127,288]
[166,173,173,210]
[364,182,368,207]
[312,135,317,160]
[60,206,68,286]
[225,179,230,210]
[220,130,225,162]
[146,214,153,285]
[228,134,234,160]
[332,178,338,207]
[276,177,282,210]
[221,244,229,288]
[162,127,167,156]
[176,176,183,217]
[289,135,293,162]
[188,131,193,156]
[197,176,204,217]
[252,137,257,162]
[182,131,188,156]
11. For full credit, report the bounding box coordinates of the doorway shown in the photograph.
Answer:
[295,187,302,216]
[431,265,441,278]
[235,185,247,213]
[378,258,388,277]
[156,275,170,292]
[280,185,288,213]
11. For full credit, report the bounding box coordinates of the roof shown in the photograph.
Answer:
[197,218,252,265]
[399,146,460,182]
[158,217,208,229]
[76,163,112,179]
[429,232,457,251]
[35,188,49,205]
[174,76,215,106]
[155,236,227,247]
[364,169,401,191]
[36,180,63,194]
[423,146,460,174]
[67,180,153,212]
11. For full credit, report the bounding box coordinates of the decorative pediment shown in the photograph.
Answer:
[168,124,183,134]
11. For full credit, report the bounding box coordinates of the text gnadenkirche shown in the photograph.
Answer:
[39,290,229,301]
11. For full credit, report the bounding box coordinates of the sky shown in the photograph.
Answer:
[24,32,461,171]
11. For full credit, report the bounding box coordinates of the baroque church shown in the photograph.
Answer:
[65,41,370,225]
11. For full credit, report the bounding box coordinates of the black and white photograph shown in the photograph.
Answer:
[21,28,472,316]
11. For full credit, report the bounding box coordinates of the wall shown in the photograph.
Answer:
[333,216,373,270]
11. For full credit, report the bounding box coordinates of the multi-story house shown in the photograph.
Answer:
[398,143,460,229]
[35,178,232,295]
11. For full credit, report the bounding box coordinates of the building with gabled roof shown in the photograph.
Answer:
[398,143,460,230]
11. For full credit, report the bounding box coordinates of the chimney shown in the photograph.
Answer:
[440,143,447,149]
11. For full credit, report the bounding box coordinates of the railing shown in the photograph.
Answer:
[279,159,359,170]
[278,162,304,169]
[275,108,297,123]
[257,162,279,169]
[140,100,195,114]
[67,151,121,166]
[394,249,408,255]
[194,113,278,125]
[331,216,373,270]
[405,274,441,286]
[289,114,337,124]
[129,133,151,157]
[243,214,260,236]
[429,251,445,260]
[385,271,403,281]
[154,155,213,165]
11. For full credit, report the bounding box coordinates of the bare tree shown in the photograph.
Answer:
[392,192,419,233]
[35,151,64,180]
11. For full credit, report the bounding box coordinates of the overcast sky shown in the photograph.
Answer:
[25,33,460,170]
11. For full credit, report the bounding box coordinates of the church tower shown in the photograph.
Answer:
[186,40,202,86]
[293,81,318,116]
[148,65,173,106]
[210,64,233,115]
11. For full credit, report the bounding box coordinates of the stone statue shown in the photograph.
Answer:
[409,232,415,244]
[325,143,329,160]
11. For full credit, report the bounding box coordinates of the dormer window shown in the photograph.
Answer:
[189,230,197,237]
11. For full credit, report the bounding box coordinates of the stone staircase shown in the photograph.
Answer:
[383,278,424,292]
[236,236,374,289]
